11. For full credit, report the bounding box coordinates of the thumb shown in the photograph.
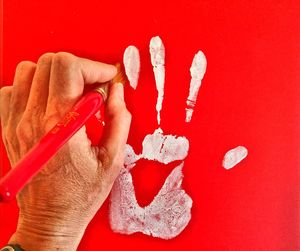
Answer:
[98,83,131,183]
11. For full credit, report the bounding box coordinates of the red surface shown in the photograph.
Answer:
[1,0,300,250]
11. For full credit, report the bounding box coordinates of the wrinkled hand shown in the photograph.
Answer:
[0,52,131,250]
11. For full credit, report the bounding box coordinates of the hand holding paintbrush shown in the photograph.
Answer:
[0,52,131,250]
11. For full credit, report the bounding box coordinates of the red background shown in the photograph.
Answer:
[1,0,300,250]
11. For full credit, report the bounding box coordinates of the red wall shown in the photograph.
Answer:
[1,1,300,250]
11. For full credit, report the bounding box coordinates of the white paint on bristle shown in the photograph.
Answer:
[222,146,248,170]
[185,51,207,122]
[123,46,140,90]
[150,36,165,125]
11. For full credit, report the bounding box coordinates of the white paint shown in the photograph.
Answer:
[222,146,248,170]
[142,128,189,164]
[109,37,209,240]
[150,36,165,125]
[110,128,192,239]
[110,162,192,239]
[123,129,189,166]
[185,51,207,122]
[123,46,140,90]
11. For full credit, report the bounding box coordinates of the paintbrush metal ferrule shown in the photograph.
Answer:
[93,83,108,102]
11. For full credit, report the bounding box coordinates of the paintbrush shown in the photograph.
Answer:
[0,63,126,202]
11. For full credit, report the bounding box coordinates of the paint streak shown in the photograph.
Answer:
[123,46,140,90]
[185,51,207,122]
[222,146,248,170]
[150,36,165,125]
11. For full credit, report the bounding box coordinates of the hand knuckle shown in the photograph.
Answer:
[53,52,77,68]
[0,86,12,97]
[37,52,55,65]
[124,109,132,121]
[0,87,12,111]
[119,109,131,122]
[16,119,33,143]
[16,61,36,73]
[107,99,128,116]
[5,126,16,142]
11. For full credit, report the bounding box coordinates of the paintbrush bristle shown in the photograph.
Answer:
[112,63,128,84]
[93,63,127,102]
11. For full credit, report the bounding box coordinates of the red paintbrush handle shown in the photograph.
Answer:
[0,91,104,202]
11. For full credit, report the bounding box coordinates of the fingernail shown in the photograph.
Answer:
[115,83,124,101]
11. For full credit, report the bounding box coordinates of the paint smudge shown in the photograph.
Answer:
[150,36,165,125]
[123,46,140,90]
[110,162,192,239]
[185,51,207,122]
[222,146,248,170]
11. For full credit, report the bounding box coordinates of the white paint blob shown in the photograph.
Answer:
[150,36,165,125]
[123,46,140,90]
[185,51,207,122]
[222,146,248,170]
[109,128,192,239]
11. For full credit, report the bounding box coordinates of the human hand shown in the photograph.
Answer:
[0,52,131,250]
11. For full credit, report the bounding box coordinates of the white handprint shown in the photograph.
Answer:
[110,36,207,239]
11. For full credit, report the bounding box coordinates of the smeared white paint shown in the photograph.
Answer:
[123,46,140,89]
[223,146,248,170]
[110,162,192,239]
[150,36,165,125]
[185,51,207,122]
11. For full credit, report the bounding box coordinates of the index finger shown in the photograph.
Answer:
[46,52,117,115]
